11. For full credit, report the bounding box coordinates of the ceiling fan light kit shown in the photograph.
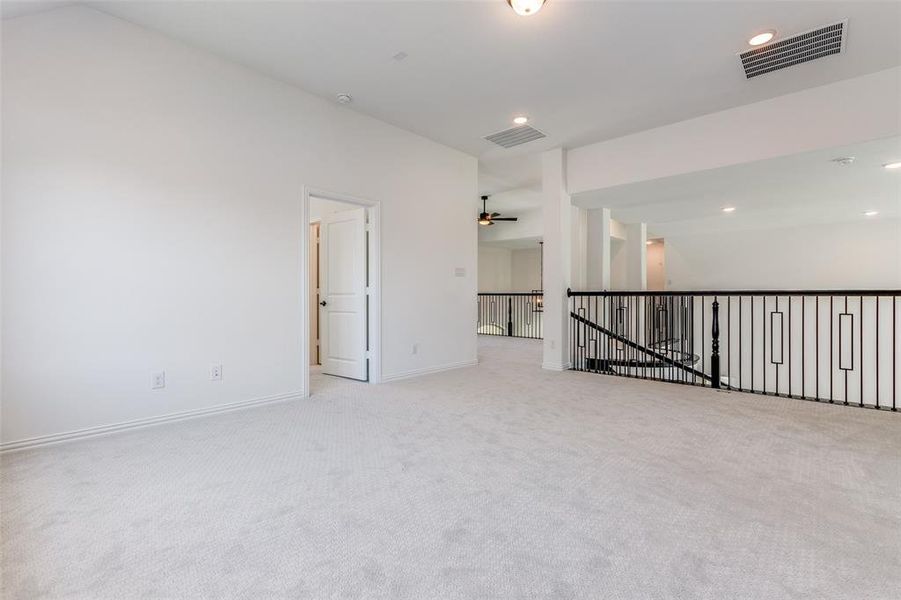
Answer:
[477,195,518,226]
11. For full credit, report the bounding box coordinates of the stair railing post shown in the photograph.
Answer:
[507,297,513,337]
[711,297,721,388]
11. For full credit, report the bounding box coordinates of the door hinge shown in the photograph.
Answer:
[365,286,373,295]
[364,350,371,359]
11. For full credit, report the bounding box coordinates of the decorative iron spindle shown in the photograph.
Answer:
[477,292,543,340]
[567,289,900,411]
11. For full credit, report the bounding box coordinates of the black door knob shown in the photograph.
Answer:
[319,300,327,306]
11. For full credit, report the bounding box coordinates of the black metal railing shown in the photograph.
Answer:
[568,290,900,411]
[478,292,543,339]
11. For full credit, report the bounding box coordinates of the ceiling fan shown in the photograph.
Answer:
[477,195,518,226]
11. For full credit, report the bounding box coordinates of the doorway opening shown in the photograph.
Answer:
[302,188,381,395]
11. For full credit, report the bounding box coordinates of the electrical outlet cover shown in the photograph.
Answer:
[151,371,166,389]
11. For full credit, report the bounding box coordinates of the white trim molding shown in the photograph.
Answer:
[0,391,305,453]
[542,361,572,372]
[380,359,478,383]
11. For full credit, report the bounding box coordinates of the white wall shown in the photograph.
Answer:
[1,7,477,445]
[610,238,628,290]
[664,219,901,290]
[477,207,542,244]
[477,246,512,292]
[478,245,541,292]
[511,248,541,292]
[647,241,665,291]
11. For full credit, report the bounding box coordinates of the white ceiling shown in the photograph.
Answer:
[5,1,900,196]
[479,187,542,214]
[0,1,71,19]
[572,135,901,236]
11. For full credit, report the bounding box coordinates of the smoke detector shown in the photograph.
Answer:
[336,93,353,104]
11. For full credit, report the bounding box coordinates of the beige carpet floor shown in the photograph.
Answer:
[2,336,900,599]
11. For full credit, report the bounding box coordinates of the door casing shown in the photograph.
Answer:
[301,187,381,395]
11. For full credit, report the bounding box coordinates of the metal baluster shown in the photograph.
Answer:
[860,295,864,408]
[830,296,834,403]
[775,296,780,396]
[801,296,805,399]
[727,296,731,389]
[763,296,767,395]
[711,297,721,389]
[876,297,879,408]
[788,295,792,398]
[844,295,849,406]
[751,296,755,393]
[815,296,819,401]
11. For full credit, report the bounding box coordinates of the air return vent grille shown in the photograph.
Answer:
[739,21,846,79]
[484,125,546,148]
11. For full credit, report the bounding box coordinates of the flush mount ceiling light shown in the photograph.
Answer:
[513,116,529,125]
[883,161,901,170]
[722,207,736,213]
[832,156,855,166]
[864,210,879,217]
[748,30,776,46]
[507,0,546,17]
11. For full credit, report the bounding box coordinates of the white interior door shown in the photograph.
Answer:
[319,206,367,380]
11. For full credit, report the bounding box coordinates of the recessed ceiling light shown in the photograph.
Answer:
[336,93,352,104]
[748,30,776,46]
[507,0,546,17]
[513,116,529,125]
[883,161,901,170]
[864,210,879,217]
[722,207,736,213]
[646,240,654,245]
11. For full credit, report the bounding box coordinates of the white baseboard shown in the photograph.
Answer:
[542,362,572,371]
[381,359,478,383]
[0,390,306,453]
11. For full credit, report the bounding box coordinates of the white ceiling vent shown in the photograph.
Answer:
[484,125,546,149]
[739,21,847,79]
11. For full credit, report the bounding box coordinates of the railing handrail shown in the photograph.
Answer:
[478,291,544,297]
[568,289,901,297]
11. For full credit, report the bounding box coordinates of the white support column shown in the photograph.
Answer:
[570,205,588,291]
[625,222,647,290]
[586,207,611,290]
[541,148,572,371]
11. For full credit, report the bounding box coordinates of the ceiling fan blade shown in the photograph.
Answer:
[490,212,501,217]
[492,217,518,221]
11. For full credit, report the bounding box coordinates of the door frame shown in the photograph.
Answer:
[301,186,382,394]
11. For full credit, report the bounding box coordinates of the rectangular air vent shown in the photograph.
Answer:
[483,125,546,148]
[739,21,846,79]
